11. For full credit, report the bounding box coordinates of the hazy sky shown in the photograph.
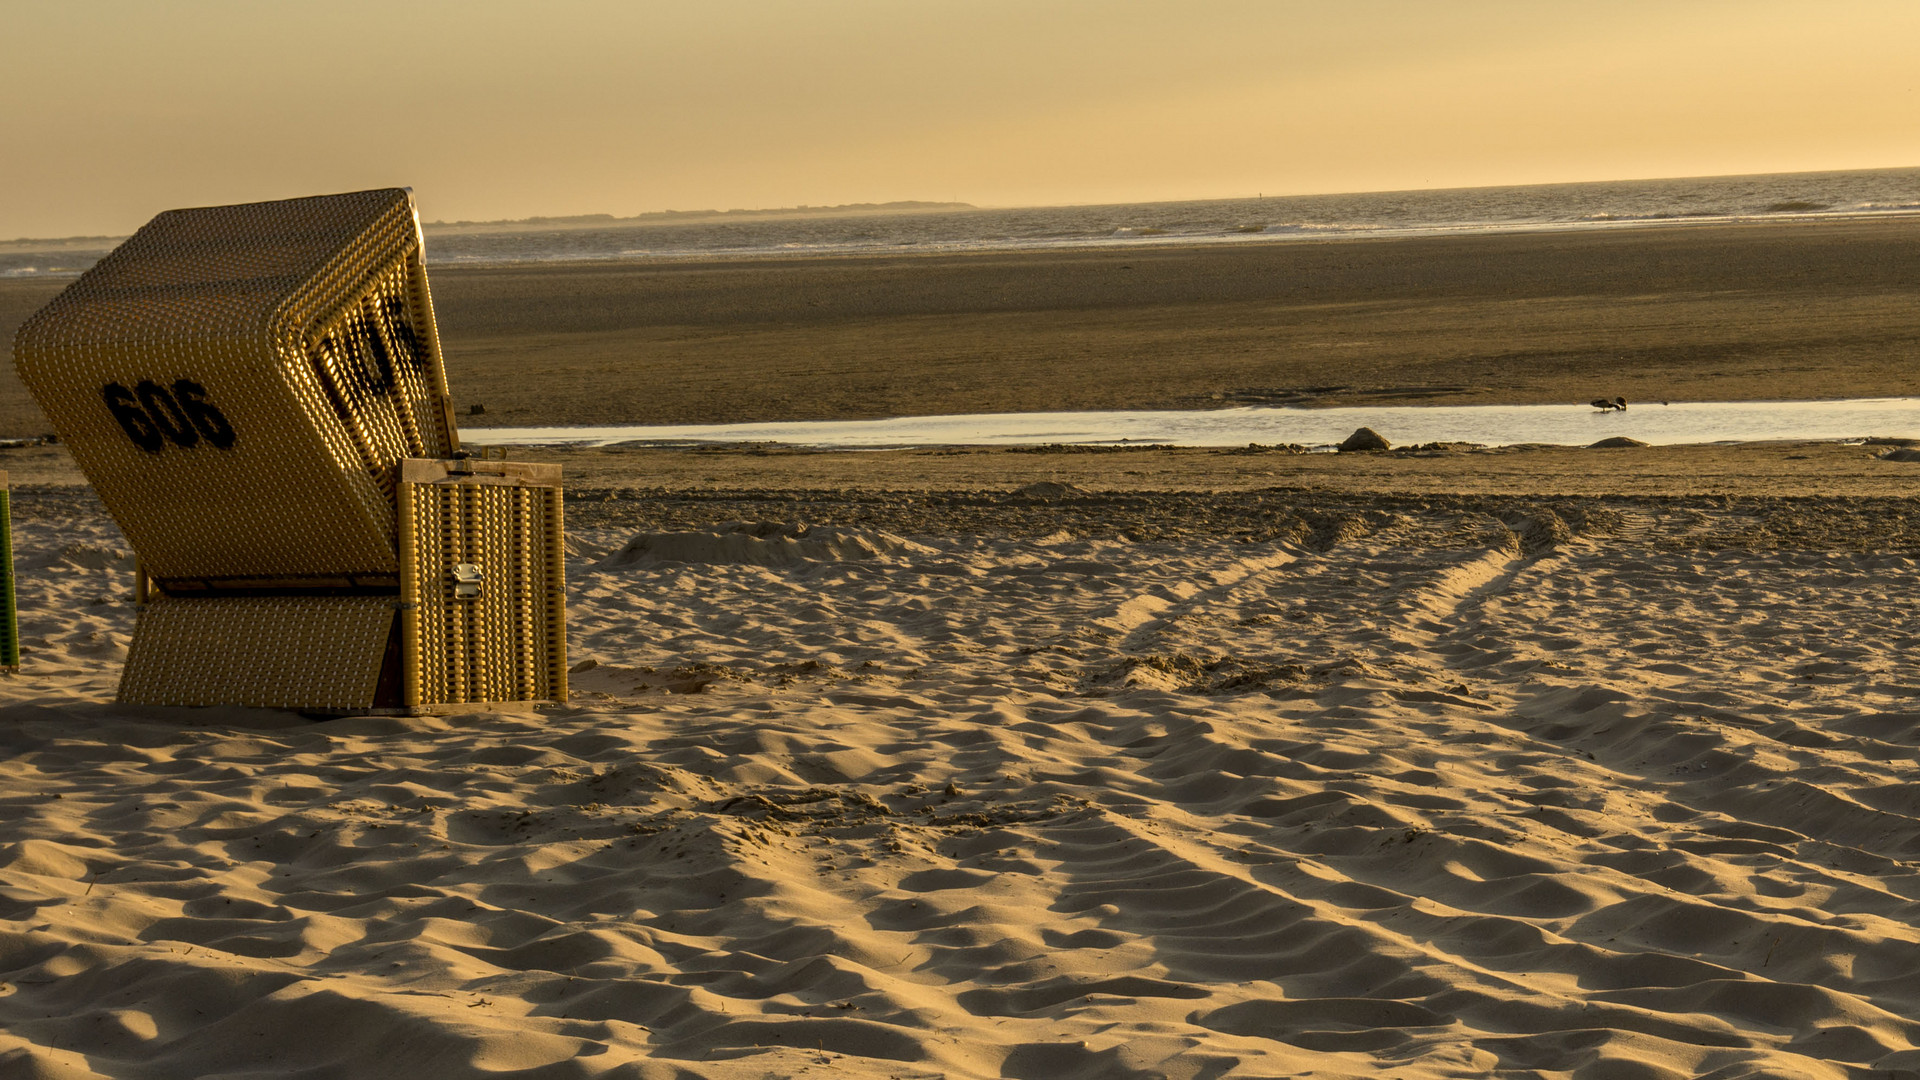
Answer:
[4,0,1915,238]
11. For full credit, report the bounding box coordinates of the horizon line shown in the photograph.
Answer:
[5,163,1917,247]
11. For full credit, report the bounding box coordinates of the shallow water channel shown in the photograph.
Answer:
[464,398,1920,450]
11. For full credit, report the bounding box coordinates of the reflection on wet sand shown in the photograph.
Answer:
[468,397,1920,450]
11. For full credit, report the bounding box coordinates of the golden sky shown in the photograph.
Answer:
[3,0,1915,238]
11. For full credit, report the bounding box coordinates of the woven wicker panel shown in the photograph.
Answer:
[12,189,459,581]
[399,474,566,705]
[118,596,394,710]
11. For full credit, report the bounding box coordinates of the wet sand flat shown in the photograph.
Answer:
[6,436,1920,499]
[426,217,1920,428]
[4,216,1920,435]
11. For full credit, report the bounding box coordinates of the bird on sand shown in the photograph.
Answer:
[1589,397,1628,411]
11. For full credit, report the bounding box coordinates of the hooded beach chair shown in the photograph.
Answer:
[11,188,566,712]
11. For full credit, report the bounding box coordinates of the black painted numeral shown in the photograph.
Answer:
[103,383,163,452]
[101,379,236,452]
[172,379,236,448]
[135,380,197,448]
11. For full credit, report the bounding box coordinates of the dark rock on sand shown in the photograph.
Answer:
[1589,436,1650,449]
[1338,427,1391,452]
[1014,481,1083,499]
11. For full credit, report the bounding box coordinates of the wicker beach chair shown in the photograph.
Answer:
[12,189,566,711]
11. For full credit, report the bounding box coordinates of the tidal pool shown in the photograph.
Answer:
[463,398,1920,450]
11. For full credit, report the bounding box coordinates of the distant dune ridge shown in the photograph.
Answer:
[424,200,977,230]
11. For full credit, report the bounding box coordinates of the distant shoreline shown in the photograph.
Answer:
[0,202,983,250]
[422,200,978,233]
[10,205,1919,277]
[8,164,1915,256]
[422,204,1920,268]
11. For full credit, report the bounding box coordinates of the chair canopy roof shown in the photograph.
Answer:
[13,189,462,581]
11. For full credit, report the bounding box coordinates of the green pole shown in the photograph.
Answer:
[0,488,17,669]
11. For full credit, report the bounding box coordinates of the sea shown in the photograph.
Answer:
[4,167,1918,279]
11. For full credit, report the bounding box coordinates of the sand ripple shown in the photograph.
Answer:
[4,488,1920,1077]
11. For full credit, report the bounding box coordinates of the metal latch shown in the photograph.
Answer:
[452,563,484,599]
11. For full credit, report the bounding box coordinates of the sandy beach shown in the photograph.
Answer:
[6,218,1920,1077]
